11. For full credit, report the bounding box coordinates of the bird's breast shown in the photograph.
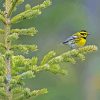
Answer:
[76,38,86,47]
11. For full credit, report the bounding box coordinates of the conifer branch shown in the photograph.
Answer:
[32,45,97,74]
[0,43,6,53]
[11,9,41,23]
[0,29,5,34]
[11,87,48,100]
[48,45,97,64]
[4,0,12,99]
[0,9,4,16]
[0,87,7,98]
[0,14,6,24]
[5,0,12,17]
[41,51,56,65]
[32,0,52,10]
[8,0,21,17]
[11,0,52,24]
[12,44,38,53]
[7,33,19,41]
[11,27,38,36]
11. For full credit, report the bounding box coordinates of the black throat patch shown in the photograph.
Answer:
[83,37,86,39]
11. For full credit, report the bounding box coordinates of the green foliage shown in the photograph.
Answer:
[12,88,48,100]
[12,44,38,54]
[25,4,31,11]
[0,0,98,100]
[41,51,56,65]
[11,0,52,24]
[11,27,38,36]
[0,14,5,23]
[0,29,4,34]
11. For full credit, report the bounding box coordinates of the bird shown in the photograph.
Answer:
[63,30,90,48]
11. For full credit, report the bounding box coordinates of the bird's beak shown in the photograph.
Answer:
[88,33,91,35]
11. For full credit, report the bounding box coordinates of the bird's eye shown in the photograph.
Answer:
[80,33,85,35]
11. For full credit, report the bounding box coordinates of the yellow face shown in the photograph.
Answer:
[79,30,89,38]
[73,30,89,39]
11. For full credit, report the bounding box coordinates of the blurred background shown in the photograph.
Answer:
[0,0,100,100]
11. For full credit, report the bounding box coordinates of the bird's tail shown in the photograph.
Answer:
[62,41,68,44]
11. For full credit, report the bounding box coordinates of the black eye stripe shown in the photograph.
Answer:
[80,33,86,35]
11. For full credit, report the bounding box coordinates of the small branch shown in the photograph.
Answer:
[5,23,12,100]
[4,0,12,100]
[12,44,38,54]
[11,0,52,24]
[5,57,12,98]
[8,0,19,17]
[5,0,12,17]
[11,27,38,36]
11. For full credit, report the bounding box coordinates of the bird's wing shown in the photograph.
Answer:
[63,35,78,44]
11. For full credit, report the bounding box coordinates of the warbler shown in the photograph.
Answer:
[63,30,90,48]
